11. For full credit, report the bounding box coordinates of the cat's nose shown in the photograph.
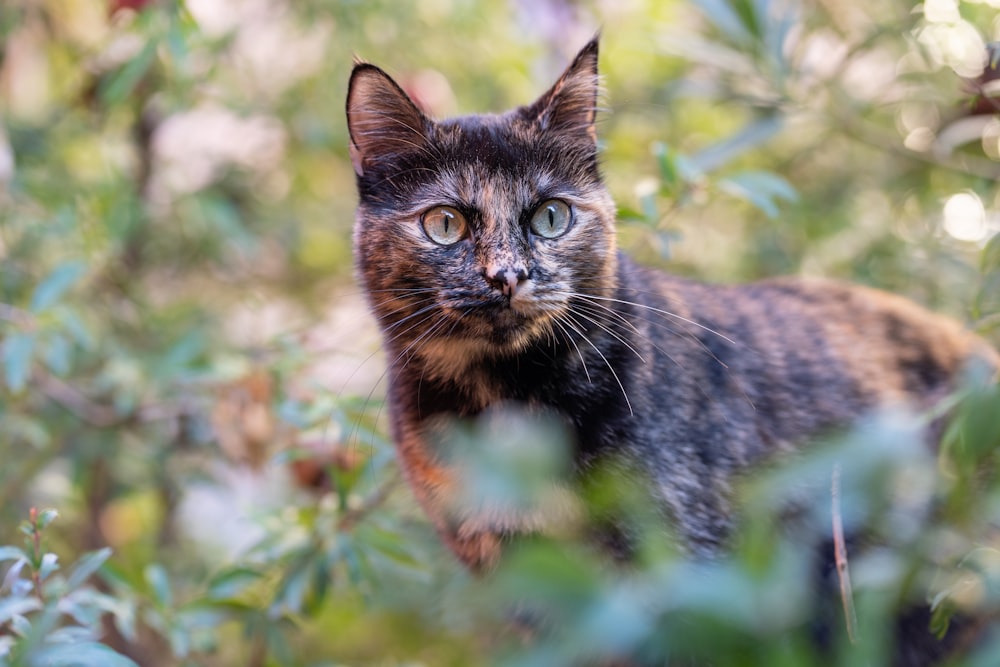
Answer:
[484,265,529,298]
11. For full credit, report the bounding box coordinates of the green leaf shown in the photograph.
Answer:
[206,567,263,600]
[42,334,72,377]
[692,0,754,45]
[0,597,42,625]
[36,509,58,530]
[29,262,86,313]
[144,564,172,608]
[0,415,50,449]
[166,12,189,66]
[55,310,96,352]
[3,332,36,393]
[616,205,647,223]
[718,170,797,218]
[38,553,59,581]
[690,114,785,173]
[982,231,1000,273]
[66,548,112,592]
[27,642,139,667]
[653,142,680,190]
[99,40,158,106]
[0,547,27,563]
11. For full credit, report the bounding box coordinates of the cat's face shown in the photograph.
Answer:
[347,40,617,371]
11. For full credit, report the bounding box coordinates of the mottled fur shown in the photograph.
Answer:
[347,36,999,601]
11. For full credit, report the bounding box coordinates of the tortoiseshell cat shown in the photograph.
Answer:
[346,37,999,652]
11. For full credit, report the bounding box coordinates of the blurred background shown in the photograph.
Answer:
[1,0,1000,665]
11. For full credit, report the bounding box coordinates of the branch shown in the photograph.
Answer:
[832,464,859,644]
[338,472,400,531]
[36,372,200,428]
[0,303,35,328]
[830,102,1000,181]
[36,373,120,427]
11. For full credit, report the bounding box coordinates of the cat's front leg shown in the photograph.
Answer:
[395,426,506,571]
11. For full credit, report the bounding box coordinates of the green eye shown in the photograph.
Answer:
[421,206,468,245]
[529,200,572,239]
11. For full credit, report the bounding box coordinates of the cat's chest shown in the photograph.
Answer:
[408,351,564,414]
[401,343,633,454]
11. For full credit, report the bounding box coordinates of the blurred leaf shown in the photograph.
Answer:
[690,114,784,173]
[66,548,112,592]
[38,553,59,581]
[0,415,50,449]
[271,552,314,615]
[982,232,1000,273]
[36,509,58,530]
[28,642,139,667]
[145,564,172,608]
[53,310,96,352]
[41,334,73,377]
[0,597,42,625]
[99,40,158,106]
[0,547,27,563]
[2,559,29,596]
[266,621,294,666]
[29,262,86,313]
[956,384,1000,460]
[206,568,264,600]
[718,170,797,218]
[3,332,36,393]
[692,0,755,45]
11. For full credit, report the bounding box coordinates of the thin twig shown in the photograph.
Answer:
[338,472,400,531]
[0,303,35,328]
[830,102,1000,181]
[36,374,120,427]
[832,464,859,644]
[36,372,200,428]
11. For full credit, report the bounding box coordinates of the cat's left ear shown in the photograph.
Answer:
[346,62,430,177]
[526,38,601,143]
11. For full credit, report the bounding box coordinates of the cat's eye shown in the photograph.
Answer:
[529,200,572,239]
[421,206,468,245]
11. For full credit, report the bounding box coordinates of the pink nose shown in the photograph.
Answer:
[485,266,528,297]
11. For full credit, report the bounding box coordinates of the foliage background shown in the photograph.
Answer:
[1,0,1000,665]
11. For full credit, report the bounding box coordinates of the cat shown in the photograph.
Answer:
[346,37,1000,658]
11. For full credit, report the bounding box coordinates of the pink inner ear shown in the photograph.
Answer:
[349,141,365,177]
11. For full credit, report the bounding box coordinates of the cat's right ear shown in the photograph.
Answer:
[346,64,429,177]
[526,38,601,144]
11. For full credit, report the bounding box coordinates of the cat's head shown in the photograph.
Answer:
[347,39,617,371]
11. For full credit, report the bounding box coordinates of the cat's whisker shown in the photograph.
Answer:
[562,312,633,415]
[337,308,442,448]
[371,312,464,453]
[550,313,592,384]
[565,293,693,372]
[566,304,647,364]
[377,300,444,333]
[345,308,458,456]
[555,290,737,346]
[332,301,442,402]
[560,286,744,376]
[567,292,750,407]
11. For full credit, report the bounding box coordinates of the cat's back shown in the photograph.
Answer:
[619,256,998,447]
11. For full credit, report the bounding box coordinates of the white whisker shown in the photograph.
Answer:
[563,312,633,416]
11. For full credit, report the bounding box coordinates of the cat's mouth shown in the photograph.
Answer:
[470,293,564,349]
[438,284,562,350]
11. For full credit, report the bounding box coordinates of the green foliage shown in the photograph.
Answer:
[0,509,137,667]
[1,0,999,665]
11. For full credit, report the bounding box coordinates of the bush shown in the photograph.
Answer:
[1,0,999,665]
